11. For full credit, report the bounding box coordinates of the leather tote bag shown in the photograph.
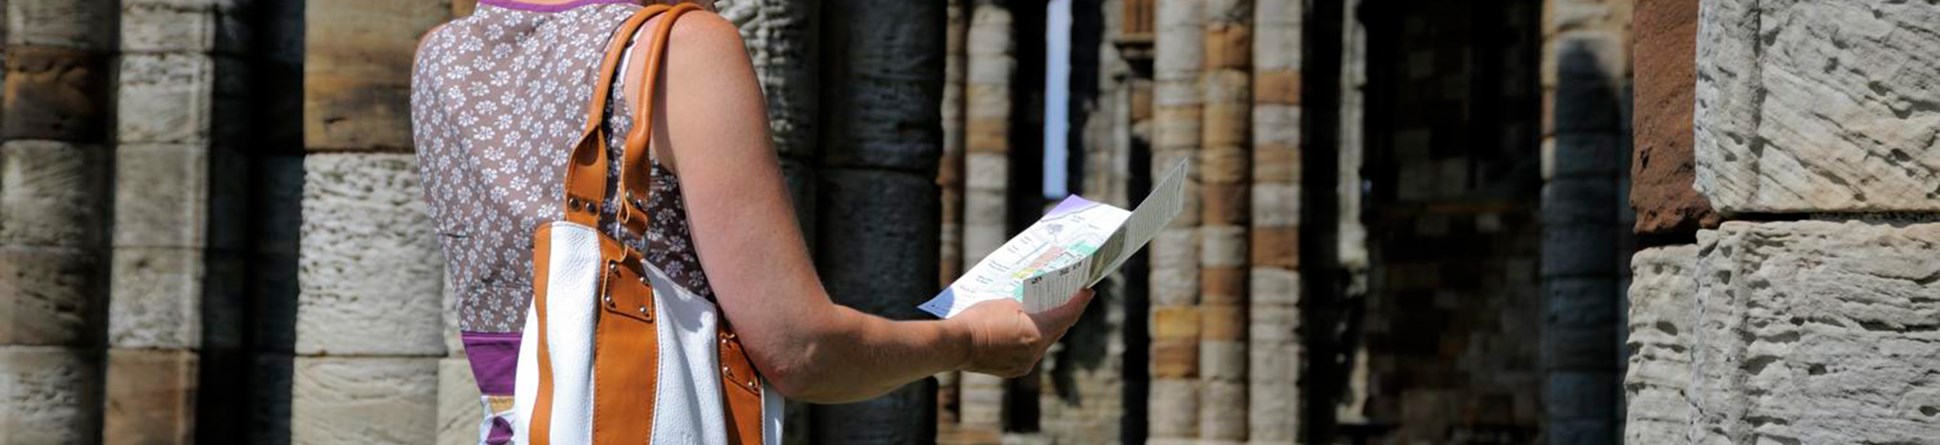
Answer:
[510,4,782,444]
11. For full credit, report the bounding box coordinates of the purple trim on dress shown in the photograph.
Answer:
[486,417,516,445]
[462,332,523,395]
[479,0,638,13]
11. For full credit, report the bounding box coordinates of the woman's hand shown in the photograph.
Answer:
[954,289,1096,378]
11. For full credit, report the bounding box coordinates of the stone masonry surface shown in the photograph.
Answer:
[1694,0,1940,214]
[1689,220,1940,444]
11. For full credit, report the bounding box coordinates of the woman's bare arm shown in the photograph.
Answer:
[632,12,1091,403]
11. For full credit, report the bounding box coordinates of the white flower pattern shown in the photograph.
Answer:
[412,3,716,334]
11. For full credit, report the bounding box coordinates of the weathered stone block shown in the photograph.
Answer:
[291,356,439,445]
[1248,381,1298,442]
[1543,278,1619,371]
[1147,377,1199,438]
[6,0,117,50]
[250,354,294,445]
[1253,69,1299,106]
[1198,339,1245,380]
[0,346,100,444]
[437,357,480,445]
[1249,226,1297,269]
[1252,104,1300,147]
[1623,244,1698,445]
[1248,267,1298,305]
[1197,380,1245,440]
[121,0,250,54]
[109,247,203,349]
[1630,0,1717,235]
[0,249,100,346]
[3,48,111,142]
[1198,146,1248,186]
[1539,225,1619,278]
[1201,23,1249,71]
[1,141,106,248]
[119,54,214,145]
[114,145,208,249]
[1690,220,1940,444]
[103,349,197,444]
[297,154,445,356]
[304,0,448,151]
[1695,0,1940,213]
[814,170,938,320]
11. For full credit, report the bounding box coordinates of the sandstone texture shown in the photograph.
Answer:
[1630,0,1718,234]
[437,357,480,445]
[303,0,448,151]
[103,349,197,444]
[0,346,100,444]
[1694,0,1940,214]
[1623,244,1698,444]
[291,357,439,444]
[297,154,445,356]
[1,141,107,249]
[1689,220,1940,443]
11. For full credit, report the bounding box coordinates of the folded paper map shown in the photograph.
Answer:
[920,160,1188,318]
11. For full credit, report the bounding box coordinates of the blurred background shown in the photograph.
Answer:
[6,0,1939,444]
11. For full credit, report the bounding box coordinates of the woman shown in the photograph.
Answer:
[411,0,1092,428]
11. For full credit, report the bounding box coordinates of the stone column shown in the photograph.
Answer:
[810,1,944,442]
[104,0,253,442]
[1636,1,1940,444]
[957,0,1015,440]
[0,0,115,442]
[1149,0,1203,442]
[293,0,450,443]
[935,0,968,431]
[1196,0,1250,442]
[1541,0,1632,443]
[1037,0,1135,441]
[1246,0,1299,443]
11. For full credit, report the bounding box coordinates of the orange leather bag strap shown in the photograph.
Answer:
[589,5,702,445]
[613,2,701,229]
[562,4,672,227]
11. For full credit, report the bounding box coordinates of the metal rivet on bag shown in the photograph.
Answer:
[637,305,647,314]
[722,366,730,373]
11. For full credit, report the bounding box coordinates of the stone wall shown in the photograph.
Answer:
[294,0,451,443]
[1353,1,1548,442]
[1,0,116,442]
[1624,1,1940,444]
[1541,0,1633,443]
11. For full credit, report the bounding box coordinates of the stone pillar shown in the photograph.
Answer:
[810,1,944,443]
[933,0,972,433]
[1541,0,1631,443]
[1619,2,1940,444]
[1197,0,1250,443]
[1620,244,1695,444]
[957,0,1015,440]
[0,0,115,442]
[104,0,258,441]
[293,0,450,443]
[1036,0,1135,441]
[1149,0,1203,442]
[1246,0,1299,443]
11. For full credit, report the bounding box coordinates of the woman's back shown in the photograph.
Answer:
[413,0,715,337]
